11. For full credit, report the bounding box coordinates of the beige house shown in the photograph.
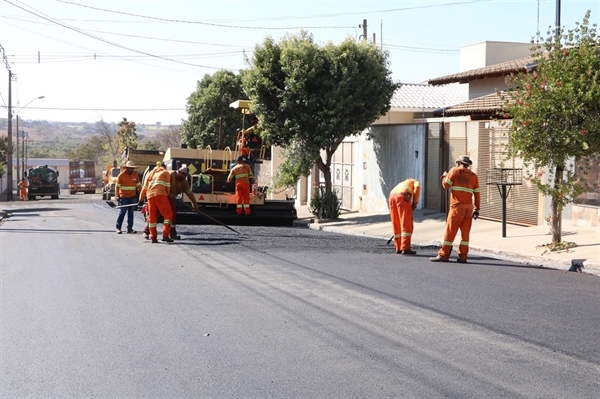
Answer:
[428,42,599,228]
[294,82,468,213]
[282,40,598,228]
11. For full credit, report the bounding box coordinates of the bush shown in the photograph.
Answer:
[309,188,341,220]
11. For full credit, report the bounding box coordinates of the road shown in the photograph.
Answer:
[1,194,599,398]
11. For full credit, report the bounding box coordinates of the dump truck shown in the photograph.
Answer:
[102,148,165,200]
[101,162,120,200]
[26,164,60,200]
[120,147,165,169]
[68,160,97,194]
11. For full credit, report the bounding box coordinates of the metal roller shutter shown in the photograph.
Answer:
[477,122,539,226]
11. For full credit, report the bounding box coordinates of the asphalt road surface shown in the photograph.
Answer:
[1,194,599,398]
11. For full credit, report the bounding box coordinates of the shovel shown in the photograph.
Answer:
[177,199,242,236]
[112,203,139,209]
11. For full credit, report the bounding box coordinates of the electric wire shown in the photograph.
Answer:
[4,0,225,69]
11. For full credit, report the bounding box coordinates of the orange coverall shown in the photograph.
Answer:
[139,166,172,240]
[438,166,481,261]
[388,179,420,252]
[18,179,28,201]
[227,162,254,215]
[143,171,200,239]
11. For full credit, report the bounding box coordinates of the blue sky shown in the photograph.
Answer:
[1,0,600,125]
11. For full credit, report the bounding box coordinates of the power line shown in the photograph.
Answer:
[55,0,356,30]
[0,106,185,112]
[55,0,495,26]
[2,15,248,48]
[384,44,459,54]
[3,0,226,69]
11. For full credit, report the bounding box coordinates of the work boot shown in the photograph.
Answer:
[143,233,149,240]
[116,228,122,234]
[402,249,417,255]
[429,256,449,262]
[457,258,468,264]
[151,238,159,244]
[170,227,181,240]
[162,237,174,243]
[127,229,137,234]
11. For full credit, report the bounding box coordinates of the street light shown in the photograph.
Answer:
[12,96,44,198]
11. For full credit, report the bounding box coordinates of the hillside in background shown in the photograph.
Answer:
[0,118,178,158]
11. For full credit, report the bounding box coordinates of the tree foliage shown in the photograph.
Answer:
[0,135,7,178]
[155,125,181,149]
[95,119,119,164]
[242,31,398,218]
[503,11,600,243]
[181,70,246,150]
[117,117,138,150]
[67,135,107,161]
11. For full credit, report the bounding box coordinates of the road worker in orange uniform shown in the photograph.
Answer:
[139,162,173,243]
[115,160,141,234]
[142,165,199,240]
[430,155,481,263]
[388,178,420,255]
[18,178,29,201]
[227,155,254,215]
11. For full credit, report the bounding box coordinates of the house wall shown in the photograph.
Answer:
[254,145,293,201]
[460,41,531,71]
[356,124,427,213]
[468,77,508,100]
[373,109,433,125]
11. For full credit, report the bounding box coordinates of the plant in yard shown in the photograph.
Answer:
[502,11,600,246]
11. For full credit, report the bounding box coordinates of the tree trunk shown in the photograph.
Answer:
[551,165,564,243]
[315,151,333,196]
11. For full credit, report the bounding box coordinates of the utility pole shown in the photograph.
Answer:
[555,0,561,39]
[7,71,15,201]
[1,44,13,200]
[16,114,19,185]
[380,19,383,50]
[359,19,368,41]
[22,131,26,180]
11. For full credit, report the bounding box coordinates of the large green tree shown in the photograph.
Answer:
[181,70,246,150]
[242,31,398,215]
[504,11,600,244]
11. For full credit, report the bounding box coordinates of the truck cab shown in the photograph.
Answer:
[26,165,60,200]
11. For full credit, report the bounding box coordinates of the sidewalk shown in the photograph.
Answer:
[294,205,600,277]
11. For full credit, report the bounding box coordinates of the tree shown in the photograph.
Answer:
[181,70,246,150]
[503,11,600,244]
[138,139,161,151]
[117,117,138,150]
[95,119,119,164]
[243,31,398,217]
[66,135,107,161]
[156,125,182,149]
[0,135,7,178]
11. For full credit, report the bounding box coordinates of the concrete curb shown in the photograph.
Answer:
[296,218,600,277]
